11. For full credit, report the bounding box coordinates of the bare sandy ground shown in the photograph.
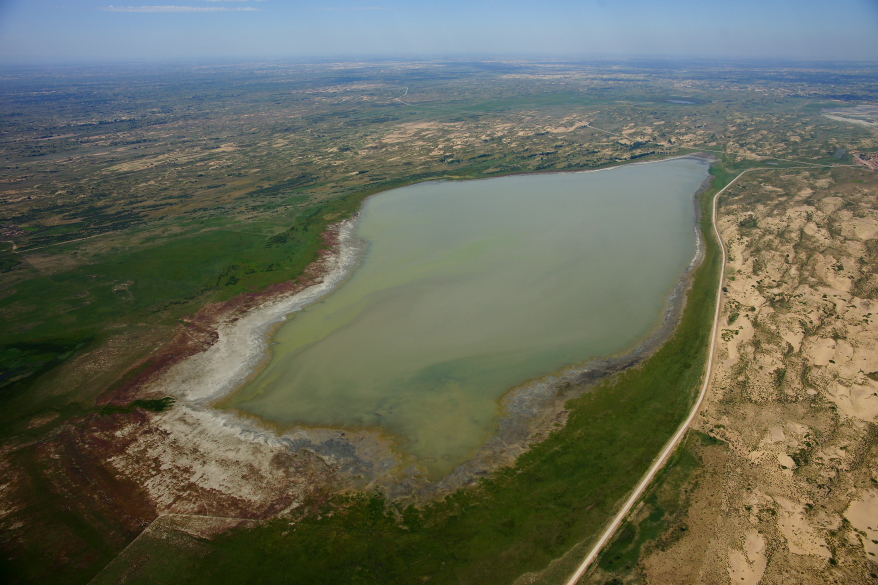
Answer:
[593,166,878,584]
[141,218,365,406]
[822,105,878,128]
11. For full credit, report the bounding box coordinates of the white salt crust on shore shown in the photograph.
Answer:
[145,219,366,405]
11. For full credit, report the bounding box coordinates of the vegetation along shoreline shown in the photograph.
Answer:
[111,155,713,500]
[85,153,732,584]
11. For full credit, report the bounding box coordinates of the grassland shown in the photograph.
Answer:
[1,59,877,584]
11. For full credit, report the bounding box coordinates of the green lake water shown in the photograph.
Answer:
[227,158,710,478]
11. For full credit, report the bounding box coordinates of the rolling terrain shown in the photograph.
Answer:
[1,59,876,584]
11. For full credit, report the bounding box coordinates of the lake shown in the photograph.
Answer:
[225,158,711,478]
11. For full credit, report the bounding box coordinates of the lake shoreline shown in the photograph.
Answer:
[135,154,717,498]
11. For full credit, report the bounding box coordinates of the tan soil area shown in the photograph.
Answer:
[844,490,878,559]
[606,166,878,584]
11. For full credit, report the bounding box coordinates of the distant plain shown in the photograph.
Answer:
[1,59,876,584]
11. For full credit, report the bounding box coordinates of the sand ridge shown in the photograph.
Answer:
[599,165,878,584]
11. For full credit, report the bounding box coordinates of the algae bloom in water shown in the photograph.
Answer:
[227,158,710,478]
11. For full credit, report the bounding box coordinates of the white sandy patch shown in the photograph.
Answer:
[853,343,878,375]
[803,222,834,247]
[826,382,878,421]
[103,402,400,517]
[822,114,878,128]
[807,337,838,366]
[723,316,754,370]
[381,121,469,144]
[777,453,797,473]
[731,282,763,309]
[846,217,878,241]
[105,405,307,515]
[781,329,803,353]
[813,255,854,292]
[750,427,797,470]
[728,530,768,585]
[844,490,878,559]
[834,339,854,363]
[774,496,831,558]
[818,197,844,215]
[104,151,202,173]
[143,220,363,405]
[545,118,589,133]
[768,425,786,443]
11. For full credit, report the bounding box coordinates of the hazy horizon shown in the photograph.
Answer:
[1,0,876,65]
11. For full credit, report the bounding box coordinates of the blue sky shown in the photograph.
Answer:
[0,0,876,63]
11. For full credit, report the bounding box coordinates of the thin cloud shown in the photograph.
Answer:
[104,5,260,11]
[312,6,388,10]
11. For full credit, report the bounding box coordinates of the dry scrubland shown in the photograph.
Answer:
[591,166,878,584]
[1,60,878,584]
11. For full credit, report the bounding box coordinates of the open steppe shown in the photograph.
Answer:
[1,60,877,584]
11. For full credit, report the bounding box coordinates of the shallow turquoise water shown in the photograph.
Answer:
[228,159,710,477]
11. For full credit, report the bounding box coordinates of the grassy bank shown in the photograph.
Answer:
[95,162,731,585]
[1,155,706,585]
